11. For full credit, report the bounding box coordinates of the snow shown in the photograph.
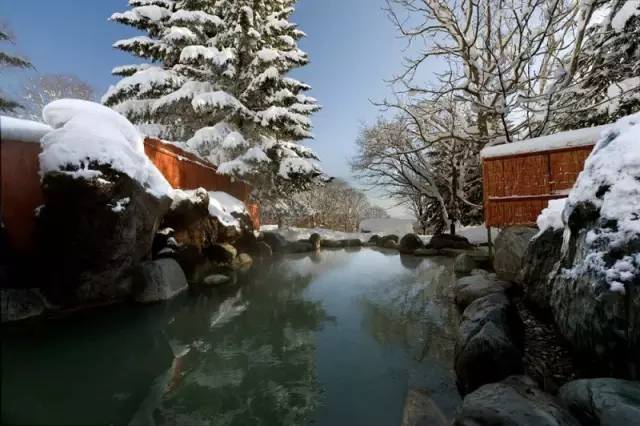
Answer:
[536,198,567,233]
[564,112,640,293]
[192,91,245,113]
[360,218,414,235]
[39,99,173,198]
[611,0,640,32]
[607,77,640,115]
[171,188,248,228]
[480,124,611,159]
[278,157,315,179]
[0,116,52,143]
[102,67,183,103]
[111,197,131,213]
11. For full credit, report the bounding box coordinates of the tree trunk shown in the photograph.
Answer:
[450,222,456,236]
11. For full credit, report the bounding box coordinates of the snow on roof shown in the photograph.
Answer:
[0,116,52,143]
[480,124,611,159]
[39,99,173,198]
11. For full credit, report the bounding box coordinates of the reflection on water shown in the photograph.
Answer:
[2,249,460,425]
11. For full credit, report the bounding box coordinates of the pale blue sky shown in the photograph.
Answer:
[1,0,437,217]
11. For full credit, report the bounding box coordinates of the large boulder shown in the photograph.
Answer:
[455,293,523,394]
[493,226,537,282]
[454,254,478,276]
[262,231,287,253]
[399,233,424,254]
[37,169,170,306]
[321,239,344,248]
[286,240,315,253]
[133,258,188,303]
[426,233,474,250]
[550,200,640,378]
[205,242,237,264]
[454,376,580,425]
[1,288,47,323]
[520,227,564,312]
[309,233,322,250]
[454,274,511,309]
[378,234,399,247]
[558,378,640,425]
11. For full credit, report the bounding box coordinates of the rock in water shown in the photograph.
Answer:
[454,376,581,425]
[133,258,188,303]
[205,243,237,264]
[0,288,46,323]
[262,231,287,253]
[203,274,232,286]
[558,378,640,425]
[399,233,424,254]
[454,254,478,276]
[493,226,537,282]
[286,240,315,253]
[233,253,253,271]
[454,274,511,309]
[426,234,474,250]
[378,234,399,248]
[455,293,523,394]
[37,169,170,306]
[402,388,449,426]
[309,233,322,250]
[520,227,564,312]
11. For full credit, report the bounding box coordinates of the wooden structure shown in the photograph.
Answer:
[481,125,608,227]
[1,123,260,256]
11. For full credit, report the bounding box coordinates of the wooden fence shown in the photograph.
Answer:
[482,141,597,227]
[1,136,260,256]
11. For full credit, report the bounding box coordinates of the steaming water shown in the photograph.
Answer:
[2,248,460,425]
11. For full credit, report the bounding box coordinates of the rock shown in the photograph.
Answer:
[520,227,564,312]
[454,376,580,425]
[233,253,253,271]
[205,243,237,264]
[558,378,640,426]
[37,169,170,306]
[414,248,441,257]
[455,293,523,394]
[1,288,46,323]
[286,240,315,253]
[402,388,449,426]
[454,274,511,309]
[321,239,344,248]
[342,238,363,247]
[454,254,478,275]
[378,234,399,247]
[309,233,322,250]
[133,259,188,303]
[368,235,381,245]
[426,234,474,250]
[549,199,640,378]
[493,226,537,282]
[203,274,232,286]
[251,241,273,258]
[383,240,398,249]
[262,231,287,253]
[399,233,424,254]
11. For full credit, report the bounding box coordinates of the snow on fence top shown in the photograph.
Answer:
[480,124,611,159]
[0,116,52,143]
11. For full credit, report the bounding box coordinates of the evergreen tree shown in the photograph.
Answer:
[106,0,324,204]
[0,27,33,112]
[554,1,640,129]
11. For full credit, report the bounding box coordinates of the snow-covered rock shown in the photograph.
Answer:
[39,99,172,198]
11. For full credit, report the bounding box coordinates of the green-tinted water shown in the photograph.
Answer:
[2,248,461,425]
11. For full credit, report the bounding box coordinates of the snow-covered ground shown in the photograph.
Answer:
[261,223,494,245]
[359,218,414,235]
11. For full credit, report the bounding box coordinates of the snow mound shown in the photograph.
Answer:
[565,112,640,293]
[1,116,52,143]
[537,198,567,234]
[359,218,413,236]
[39,99,172,198]
[171,188,247,228]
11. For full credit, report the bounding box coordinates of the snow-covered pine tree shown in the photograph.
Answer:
[554,0,640,129]
[0,27,33,112]
[107,0,324,205]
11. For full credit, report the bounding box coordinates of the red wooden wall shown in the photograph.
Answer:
[482,145,593,227]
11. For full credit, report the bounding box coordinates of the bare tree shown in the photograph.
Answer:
[19,74,96,121]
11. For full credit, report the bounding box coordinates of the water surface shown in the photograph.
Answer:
[2,248,460,425]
